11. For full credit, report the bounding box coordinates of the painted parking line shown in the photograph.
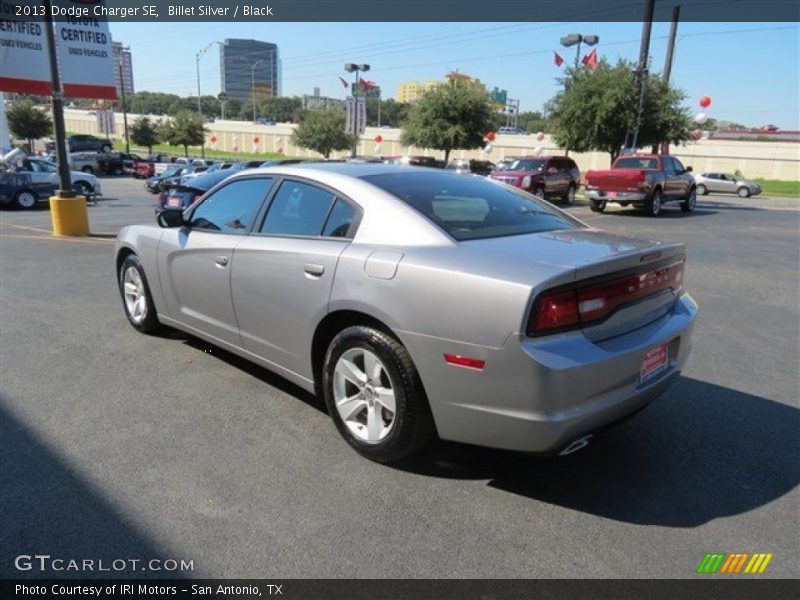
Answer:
[0,233,114,244]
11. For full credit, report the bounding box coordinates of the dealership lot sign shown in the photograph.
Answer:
[0,0,117,99]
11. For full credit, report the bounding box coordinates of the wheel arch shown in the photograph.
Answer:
[115,245,136,278]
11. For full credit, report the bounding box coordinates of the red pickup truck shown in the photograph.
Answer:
[584,154,697,217]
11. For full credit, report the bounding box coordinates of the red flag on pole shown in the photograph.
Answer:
[338,77,349,88]
[582,48,599,70]
[553,52,564,67]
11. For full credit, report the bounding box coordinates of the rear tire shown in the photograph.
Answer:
[645,188,662,217]
[681,188,697,213]
[101,144,112,153]
[563,183,576,206]
[737,186,751,198]
[535,184,546,199]
[72,181,93,198]
[323,326,435,463]
[118,254,160,334]
[589,199,606,212]
[13,189,37,210]
[696,184,708,195]
[81,165,94,174]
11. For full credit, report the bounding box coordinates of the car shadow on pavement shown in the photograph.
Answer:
[395,377,800,528]
[0,399,187,579]
[599,208,719,218]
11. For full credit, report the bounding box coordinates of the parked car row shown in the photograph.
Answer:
[0,156,101,209]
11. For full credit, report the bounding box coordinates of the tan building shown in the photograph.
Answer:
[397,72,486,103]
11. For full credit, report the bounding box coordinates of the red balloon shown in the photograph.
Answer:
[209,135,218,144]
[699,96,711,109]
[253,137,260,144]
[691,129,703,140]
[374,135,383,144]
[485,131,496,141]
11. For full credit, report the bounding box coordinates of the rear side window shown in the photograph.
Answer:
[322,198,357,238]
[614,157,659,170]
[261,180,335,237]
[363,171,576,241]
[189,177,272,233]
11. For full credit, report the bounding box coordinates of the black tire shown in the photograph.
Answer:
[681,187,697,213]
[323,326,435,463]
[645,188,663,217]
[589,199,606,212]
[737,186,751,198]
[13,189,38,210]
[81,165,94,174]
[72,181,94,199]
[118,254,160,334]
[101,144,112,153]
[619,201,630,207]
[696,184,708,195]
[535,185,546,199]
[563,183,577,205]
[114,166,124,175]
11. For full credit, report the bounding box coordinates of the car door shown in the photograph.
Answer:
[719,174,738,194]
[670,157,692,198]
[22,160,58,196]
[661,157,682,199]
[231,177,360,380]
[157,176,274,346]
[543,159,562,195]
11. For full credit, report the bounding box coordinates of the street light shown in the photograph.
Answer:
[344,63,370,157]
[251,59,266,123]
[196,41,222,158]
[560,33,599,68]
[117,46,131,154]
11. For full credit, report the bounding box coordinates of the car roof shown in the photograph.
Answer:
[264,162,428,178]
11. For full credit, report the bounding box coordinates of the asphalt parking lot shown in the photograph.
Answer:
[1,177,798,579]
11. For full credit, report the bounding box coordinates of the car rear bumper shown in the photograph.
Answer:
[401,292,698,454]
[586,190,647,202]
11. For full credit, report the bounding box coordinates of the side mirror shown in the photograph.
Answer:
[157,208,185,228]
[685,166,693,173]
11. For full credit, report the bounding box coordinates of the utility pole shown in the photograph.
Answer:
[345,63,369,158]
[43,0,72,194]
[630,0,656,151]
[118,53,130,154]
[657,5,681,154]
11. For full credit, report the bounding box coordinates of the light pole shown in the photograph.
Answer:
[560,33,599,69]
[117,47,130,154]
[196,41,221,158]
[344,63,370,157]
[251,59,265,122]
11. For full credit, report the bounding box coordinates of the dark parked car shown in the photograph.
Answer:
[490,156,580,205]
[145,165,188,194]
[45,134,113,154]
[0,172,55,209]
[445,159,496,176]
[98,152,143,176]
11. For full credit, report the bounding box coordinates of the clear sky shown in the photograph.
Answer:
[110,21,800,129]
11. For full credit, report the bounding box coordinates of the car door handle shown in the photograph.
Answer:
[304,263,325,277]
[215,255,229,267]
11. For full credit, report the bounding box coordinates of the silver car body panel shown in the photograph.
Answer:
[116,164,698,453]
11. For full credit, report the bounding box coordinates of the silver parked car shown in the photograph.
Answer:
[116,164,698,463]
[694,172,762,198]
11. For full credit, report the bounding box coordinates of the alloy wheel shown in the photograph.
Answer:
[123,266,148,324]
[333,348,396,444]
[16,192,36,209]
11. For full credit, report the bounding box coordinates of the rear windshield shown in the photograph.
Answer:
[506,159,545,172]
[614,157,659,170]
[363,171,575,241]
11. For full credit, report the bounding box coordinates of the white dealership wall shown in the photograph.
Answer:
[61,108,800,181]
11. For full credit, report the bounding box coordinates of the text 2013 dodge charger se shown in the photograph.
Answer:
[116,164,697,463]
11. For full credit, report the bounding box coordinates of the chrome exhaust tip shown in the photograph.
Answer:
[559,434,593,456]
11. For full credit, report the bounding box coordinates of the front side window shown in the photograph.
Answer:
[260,180,336,237]
[188,177,272,233]
[363,171,576,241]
[506,159,545,172]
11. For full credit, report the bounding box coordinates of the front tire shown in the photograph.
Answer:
[737,186,751,198]
[645,188,663,217]
[696,184,708,195]
[534,185,546,199]
[72,181,93,197]
[563,183,576,206]
[681,188,697,213]
[118,254,160,333]
[323,326,435,463]
[101,144,112,153]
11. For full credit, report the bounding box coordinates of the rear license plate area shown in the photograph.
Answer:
[640,342,668,383]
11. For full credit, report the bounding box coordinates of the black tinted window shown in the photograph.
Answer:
[615,157,659,169]
[189,177,272,233]
[363,171,575,241]
[322,199,357,238]
[261,180,335,236]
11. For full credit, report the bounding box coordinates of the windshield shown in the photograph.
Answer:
[614,157,659,170]
[363,171,575,241]
[161,166,182,178]
[506,159,545,172]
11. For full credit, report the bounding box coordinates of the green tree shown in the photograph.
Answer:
[6,100,53,150]
[129,117,160,154]
[370,98,409,128]
[399,80,494,161]
[159,111,207,156]
[258,96,303,123]
[546,59,691,161]
[292,108,352,158]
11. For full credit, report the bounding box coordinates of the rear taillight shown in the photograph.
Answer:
[528,260,685,335]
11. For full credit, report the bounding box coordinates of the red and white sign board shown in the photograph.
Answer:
[0,0,117,100]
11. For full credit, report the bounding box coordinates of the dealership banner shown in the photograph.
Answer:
[0,0,117,99]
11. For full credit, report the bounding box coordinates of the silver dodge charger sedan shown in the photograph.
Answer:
[116,164,698,463]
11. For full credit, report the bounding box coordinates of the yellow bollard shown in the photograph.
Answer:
[50,193,90,236]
